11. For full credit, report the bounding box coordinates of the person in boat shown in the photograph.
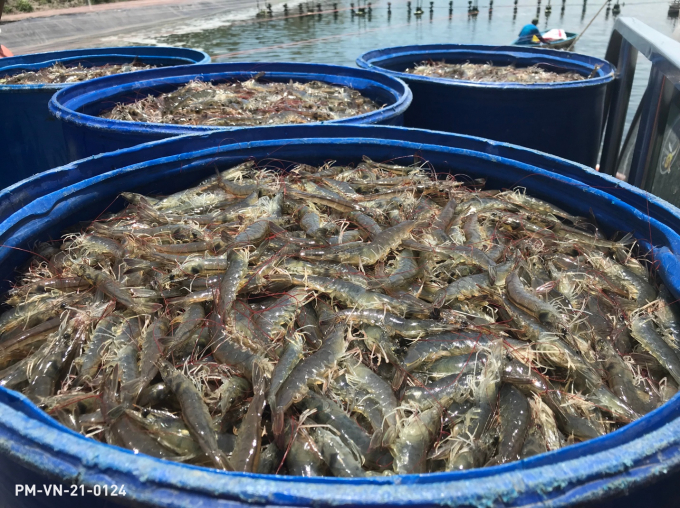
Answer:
[517,19,548,44]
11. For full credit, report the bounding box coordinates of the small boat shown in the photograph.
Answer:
[512,28,578,49]
[669,0,680,17]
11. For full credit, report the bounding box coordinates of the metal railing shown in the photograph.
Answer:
[600,17,680,199]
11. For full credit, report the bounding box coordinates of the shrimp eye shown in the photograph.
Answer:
[77,402,88,413]
[141,408,150,418]
[60,303,68,309]
[168,274,175,281]
[191,267,200,275]
[430,308,441,320]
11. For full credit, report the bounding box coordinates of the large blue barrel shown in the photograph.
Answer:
[356,44,615,167]
[0,46,210,189]
[48,62,413,162]
[1,125,680,507]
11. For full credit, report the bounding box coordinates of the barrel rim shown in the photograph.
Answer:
[0,46,211,92]
[0,384,677,506]
[356,43,616,89]
[4,123,678,234]
[1,125,680,506]
[47,62,413,134]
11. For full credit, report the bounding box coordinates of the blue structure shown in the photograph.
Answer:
[1,124,680,507]
[48,62,412,162]
[0,47,210,189]
[357,44,614,167]
[600,17,680,210]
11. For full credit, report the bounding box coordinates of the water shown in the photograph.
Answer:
[106,0,677,130]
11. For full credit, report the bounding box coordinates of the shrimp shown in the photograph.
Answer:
[157,360,231,470]
[296,391,373,457]
[273,323,347,435]
[256,287,312,345]
[297,205,329,243]
[361,325,401,368]
[588,253,657,304]
[402,332,498,372]
[345,361,400,446]
[0,317,61,369]
[102,367,179,460]
[211,325,271,382]
[267,331,305,409]
[369,249,420,291]
[124,317,170,399]
[159,304,205,355]
[430,194,458,244]
[285,274,426,317]
[126,408,202,457]
[25,324,74,402]
[506,271,561,326]
[301,221,417,267]
[72,265,161,314]
[231,362,268,472]
[336,309,456,339]
[295,303,323,349]
[216,249,249,322]
[630,315,680,385]
[390,407,442,475]
[282,419,328,477]
[403,371,477,412]
[314,427,366,477]
[494,385,530,464]
[435,259,515,308]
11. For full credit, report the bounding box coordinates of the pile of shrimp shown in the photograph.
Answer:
[1,156,677,476]
[101,78,382,126]
[406,61,585,83]
[0,62,157,85]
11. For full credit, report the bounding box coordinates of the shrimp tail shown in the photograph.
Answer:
[369,429,384,451]
[120,377,146,401]
[392,369,406,391]
[382,426,398,447]
[272,409,285,437]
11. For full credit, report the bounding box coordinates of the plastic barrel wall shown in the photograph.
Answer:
[2,125,680,507]
[0,47,210,189]
[356,44,615,167]
[48,62,413,162]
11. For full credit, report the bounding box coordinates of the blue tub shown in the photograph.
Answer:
[356,44,615,167]
[48,62,413,162]
[1,125,680,507]
[0,46,210,189]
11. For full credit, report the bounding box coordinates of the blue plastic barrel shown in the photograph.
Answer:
[48,62,413,162]
[2,125,680,507]
[0,46,210,189]
[356,44,615,167]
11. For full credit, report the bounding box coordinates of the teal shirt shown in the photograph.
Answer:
[517,24,541,43]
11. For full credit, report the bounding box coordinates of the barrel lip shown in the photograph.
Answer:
[3,383,678,497]
[2,124,680,505]
[0,46,211,92]
[356,43,616,89]
[47,62,413,133]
